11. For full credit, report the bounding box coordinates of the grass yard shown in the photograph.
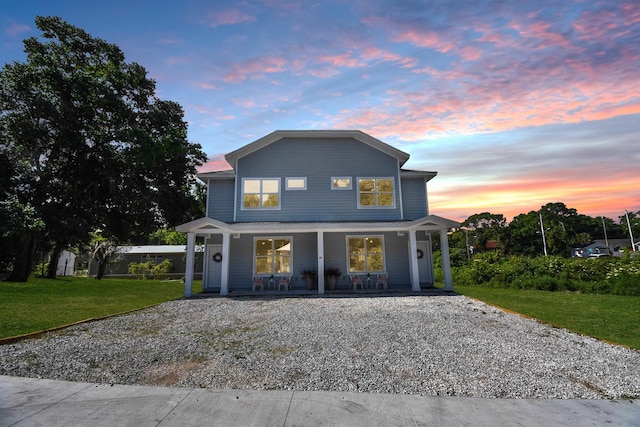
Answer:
[453,285,640,350]
[0,276,201,339]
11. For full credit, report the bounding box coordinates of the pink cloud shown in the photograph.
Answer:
[166,56,191,66]
[319,53,363,68]
[208,9,255,28]
[391,29,456,53]
[158,38,181,45]
[232,98,258,108]
[360,46,401,63]
[223,56,288,82]
[429,171,640,222]
[198,82,217,90]
[260,0,302,14]
[4,22,30,37]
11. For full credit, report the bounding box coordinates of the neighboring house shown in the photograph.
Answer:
[88,245,204,278]
[572,239,635,258]
[177,130,459,296]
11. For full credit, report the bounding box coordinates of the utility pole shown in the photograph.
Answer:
[465,228,471,260]
[625,211,636,251]
[539,213,548,256]
[601,216,609,252]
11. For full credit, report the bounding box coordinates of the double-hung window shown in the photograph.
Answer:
[255,237,291,275]
[242,178,280,209]
[347,236,385,272]
[358,178,394,208]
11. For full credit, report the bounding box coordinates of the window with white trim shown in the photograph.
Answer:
[242,178,280,209]
[347,236,385,272]
[286,177,307,190]
[255,237,292,275]
[358,178,394,207]
[331,177,352,190]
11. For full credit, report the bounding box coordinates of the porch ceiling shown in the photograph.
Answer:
[176,215,459,235]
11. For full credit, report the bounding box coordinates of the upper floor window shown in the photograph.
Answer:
[358,178,394,208]
[331,177,352,190]
[242,178,280,209]
[286,177,307,190]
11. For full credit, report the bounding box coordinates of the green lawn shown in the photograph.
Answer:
[0,276,202,339]
[453,285,640,350]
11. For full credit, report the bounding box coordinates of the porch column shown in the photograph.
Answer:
[317,231,325,294]
[220,232,230,296]
[440,228,453,291]
[184,232,196,298]
[409,230,420,292]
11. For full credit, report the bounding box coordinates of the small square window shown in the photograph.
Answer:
[286,177,307,190]
[331,177,352,190]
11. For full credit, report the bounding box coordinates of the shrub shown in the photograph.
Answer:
[442,253,640,296]
[128,259,172,280]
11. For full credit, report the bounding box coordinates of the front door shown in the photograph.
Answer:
[206,244,222,290]
[417,240,433,287]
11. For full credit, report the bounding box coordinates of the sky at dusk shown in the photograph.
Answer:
[1,1,638,222]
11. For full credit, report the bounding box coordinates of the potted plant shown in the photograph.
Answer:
[301,269,316,290]
[325,268,341,290]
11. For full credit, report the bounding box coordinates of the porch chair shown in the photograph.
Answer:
[278,275,292,291]
[375,273,388,290]
[350,274,363,291]
[251,276,264,291]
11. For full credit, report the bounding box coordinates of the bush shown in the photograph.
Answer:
[128,259,172,280]
[441,253,640,296]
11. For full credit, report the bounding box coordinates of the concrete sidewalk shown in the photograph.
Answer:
[1,375,638,426]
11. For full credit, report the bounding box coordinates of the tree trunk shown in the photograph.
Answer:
[7,233,37,282]
[46,244,63,279]
[96,258,108,279]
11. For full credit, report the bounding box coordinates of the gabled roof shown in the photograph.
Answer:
[224,130,411,168]
[197,169,235,180]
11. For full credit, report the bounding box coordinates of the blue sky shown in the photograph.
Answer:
[1,0,639,221]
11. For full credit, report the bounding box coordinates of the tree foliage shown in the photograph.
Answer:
[450,202,632,257]
[0,16,206,280]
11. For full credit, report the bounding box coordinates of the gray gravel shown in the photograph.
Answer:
[1,295,639,399]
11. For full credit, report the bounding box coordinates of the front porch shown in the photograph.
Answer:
[176,215,458,298]
[194,284,456,298]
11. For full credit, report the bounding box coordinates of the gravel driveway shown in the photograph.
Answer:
[1,295,638,399]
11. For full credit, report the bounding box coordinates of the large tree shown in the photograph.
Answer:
[0,16,206,281]
[461,212,508,253]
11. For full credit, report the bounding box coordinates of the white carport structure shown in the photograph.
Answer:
[176,215,458,298]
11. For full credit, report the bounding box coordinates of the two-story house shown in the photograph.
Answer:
[177,130,458,296]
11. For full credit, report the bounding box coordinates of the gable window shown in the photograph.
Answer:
[255,237,291,275]
[331,177,352,190]
[286,177,307,190]
[358,178,394,207]
[242,178,280,209]
[347,236,385,272]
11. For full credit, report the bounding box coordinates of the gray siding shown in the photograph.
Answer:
[234,137,403,222]
[401,177,427,220]
[207,178,235,222]
[220,231,412,291]
[226,232,317,290]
